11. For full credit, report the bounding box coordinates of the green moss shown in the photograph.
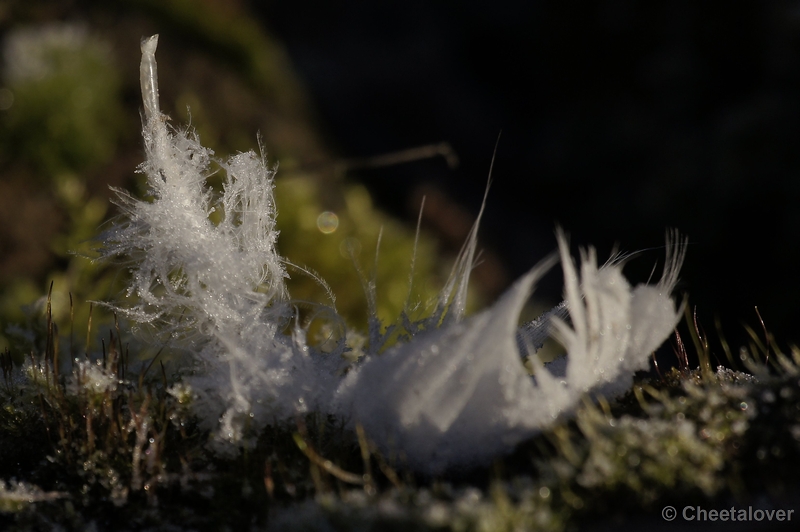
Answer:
[4,285,800,531]
[0,26,124,176]
[275,176,442,334]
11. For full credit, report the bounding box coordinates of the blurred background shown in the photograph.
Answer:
[1,0,799,356]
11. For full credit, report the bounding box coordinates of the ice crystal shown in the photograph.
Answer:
[66,359,119,397]
[100,36,316,454]
[98,35,685,469]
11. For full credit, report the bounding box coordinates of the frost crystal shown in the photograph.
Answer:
[67,359,119,397]
[99,35,685,470]
[101,36,314,454]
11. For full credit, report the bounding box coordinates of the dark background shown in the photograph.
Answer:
[253,0,800,349]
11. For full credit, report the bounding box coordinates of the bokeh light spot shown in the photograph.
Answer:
[317,211,339,234]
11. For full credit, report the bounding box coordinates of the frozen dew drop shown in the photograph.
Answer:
[739,347,749,361]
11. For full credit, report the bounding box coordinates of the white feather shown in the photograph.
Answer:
[98,36,687,467]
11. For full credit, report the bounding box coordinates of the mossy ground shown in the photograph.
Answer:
[1,295,799,531]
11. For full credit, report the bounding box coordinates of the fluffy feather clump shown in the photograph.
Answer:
[98,35,686,470]
[340,230,685,473]
[99,35,320,454]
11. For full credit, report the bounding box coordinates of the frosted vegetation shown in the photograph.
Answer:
[95,35,687,473]
[4,30,800,531]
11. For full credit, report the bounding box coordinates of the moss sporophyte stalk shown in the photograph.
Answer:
[3,32,799,531]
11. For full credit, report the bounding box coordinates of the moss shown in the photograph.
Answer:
[0,25,124,176]
[4,289,800,530]
[275,176,442,333]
